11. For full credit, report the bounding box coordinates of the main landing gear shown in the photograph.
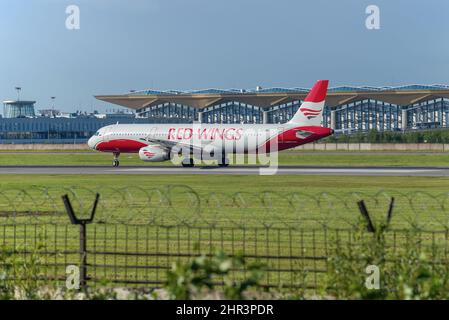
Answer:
[180,154,230,168]
[181,158,195,168]
[112,152,120,167]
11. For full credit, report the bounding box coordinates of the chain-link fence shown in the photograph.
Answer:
[1,186,449,293]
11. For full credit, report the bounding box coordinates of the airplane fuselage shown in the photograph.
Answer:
[88,80,333,166]
[88,123,333,154]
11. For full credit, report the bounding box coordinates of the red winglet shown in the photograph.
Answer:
[304,80,329,103]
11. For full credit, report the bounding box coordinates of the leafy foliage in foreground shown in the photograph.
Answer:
[327,224,449,299]
[165,251,265,300]
[3,227,449,299]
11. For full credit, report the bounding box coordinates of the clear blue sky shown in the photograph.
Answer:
[0,0,448,112]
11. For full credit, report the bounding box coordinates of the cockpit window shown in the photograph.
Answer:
[95,131,101,136]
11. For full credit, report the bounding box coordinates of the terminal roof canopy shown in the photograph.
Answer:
[3,100,36,105]
[95,85,449,110]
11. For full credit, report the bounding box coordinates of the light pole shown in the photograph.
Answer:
[51,97,56,117]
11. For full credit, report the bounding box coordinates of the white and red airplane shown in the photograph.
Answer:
[88,80,333,167]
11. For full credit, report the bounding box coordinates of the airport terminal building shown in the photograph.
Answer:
[2,84,449,144]
[97,85,449,132]
[0,116,179,144]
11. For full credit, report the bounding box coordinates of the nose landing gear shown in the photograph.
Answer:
[112,152,120,167]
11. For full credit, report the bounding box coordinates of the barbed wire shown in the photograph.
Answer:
[0,185,448,231]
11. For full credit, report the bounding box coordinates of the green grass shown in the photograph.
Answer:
[2,150,449,167]
[2,174,449,230]
[1,173,449,193]
[1,174,449,294]
[279,151,449,166]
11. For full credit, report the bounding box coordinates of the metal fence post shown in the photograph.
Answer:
[357,197,395,233]
[79,222,87,288]
[357,200,376,233]
[62,193,100,290]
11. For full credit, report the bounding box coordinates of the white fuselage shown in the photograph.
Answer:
[88,122,332,156]
[87,80,333,164]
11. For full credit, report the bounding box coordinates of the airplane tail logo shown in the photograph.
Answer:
[300,107,323,119]
[289,80,328,126]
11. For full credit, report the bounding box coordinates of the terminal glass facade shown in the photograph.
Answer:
[130,86,449,133]
[3,101,36,118]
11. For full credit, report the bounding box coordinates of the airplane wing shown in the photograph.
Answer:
[139,136,204,153]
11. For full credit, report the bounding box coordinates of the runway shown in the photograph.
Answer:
[0,151,446,156]
[2,165,449,176]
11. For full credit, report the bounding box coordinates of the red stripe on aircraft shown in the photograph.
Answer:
[300,108,322,113]
[96,139,147,153]
[257,126,333,153]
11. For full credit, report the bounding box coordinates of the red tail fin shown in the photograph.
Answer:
[304,80,329,103]
[289,80,329,126]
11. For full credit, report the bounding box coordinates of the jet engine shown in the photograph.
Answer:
[139,145,170,162]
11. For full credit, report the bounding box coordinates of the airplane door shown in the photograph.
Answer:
[103,126,111,142]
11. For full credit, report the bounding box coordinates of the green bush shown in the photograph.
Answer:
[326,225,449,299]
[165,251,265,300]
[0,242,44,300]
[3,228,449,300]
[0,247,15,300]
